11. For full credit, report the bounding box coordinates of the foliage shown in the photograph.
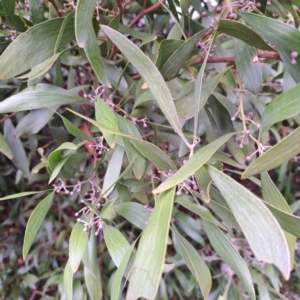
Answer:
[1,0,300,299]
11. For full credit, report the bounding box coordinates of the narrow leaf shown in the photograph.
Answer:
[238,12,300,53]
[114,202,151,230]
[101,25,188,145]
[160,29,208,81]
[63,260,73,300]
[261,172,296,268]
[0,18,74,79]
[0,190,50,201]
[83,231,102,300]
[4,119,30,178]
[95,97,118,148]
[261,83,300,133]
[102,145,124,195]
[75,0,97,47]
[242,126,300,178]
[234,39,262,95]
[84,25,111,87]
[203,220,255,300]
[175,195,226,230]
[103,225,130,267]
[208,166,290,280]
[175,68,230,120]
[111,240,137,300]
[23,192,55,259]
[217,19,275,51]
[0,131,13,159]
[69,221,89,273]
[172,225,212,300]
[0,91,87,114]
[130,139,176,171]
[127,188,175,299]
[153,133,235,194]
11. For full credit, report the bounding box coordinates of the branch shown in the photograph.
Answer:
[115,0,124,23]
[191,50,281,66]
[131,51,282,80]
[128,0,166,28]
[48,0,61,17]
[0,112,19,123]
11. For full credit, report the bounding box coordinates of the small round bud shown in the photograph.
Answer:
[246,156,251,162]
[291,51,298,58]
[291,59,297,65]
[216,6,222,13]
[96,16,100,21]
[267,1,271,5]
[248,112,254,118]
[228,13,235,19]
[234,137,239,143]
[239,0,245,3]
[176,190,182,196]
[193,185,198,190]
[145,221,149,225]
[201,11,208,17]
[233,88,238,93]
[83,227,88,232]
[245,130,251,135]
[143,123,147,128]
[231,117,236,121]
[256,124,261,128]
[75,212,79,216]
[256,3,261,8]
[183,160,187,164]
[77,218,81,222]
[223,34,227,38]
[209,53,213,58]
[239,143,244,149]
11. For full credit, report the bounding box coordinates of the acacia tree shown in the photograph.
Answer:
[1,0,300,299]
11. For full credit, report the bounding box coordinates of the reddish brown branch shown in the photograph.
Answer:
[128,0,166,28]
[0,112,19,123]
[115,0,124,23]
[131,51,282,80]
[191,50,281,66]
[48,0,61,17]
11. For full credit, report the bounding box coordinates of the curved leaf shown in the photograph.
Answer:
[234,38,262,95]
[101,25,188,145]
[0,131,13,160]
[103,225,130,267]
[208,166,290,280]
[69,221,89,273]
[242,126,300,178]
[217,19,275,51]
[114,202,151,230]
[0,18,74,80]
[175,195,226,230]
[261,83,300,133]
[23,192,55,259]
[238,12,300,53]
[75,0,97,47]
[203,220,255,300]
[0,91,87,114]
[127,188,175,299]
[153,133,235,194]
[172,225,212,300]
[261,172,296,269]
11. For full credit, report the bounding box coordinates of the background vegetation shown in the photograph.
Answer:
[1,0,300,299]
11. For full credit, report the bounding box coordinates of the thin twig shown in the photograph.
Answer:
[48,0,61,17]
[0,112,18,123]
[115,0,124,23]
[128,0,166,28]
